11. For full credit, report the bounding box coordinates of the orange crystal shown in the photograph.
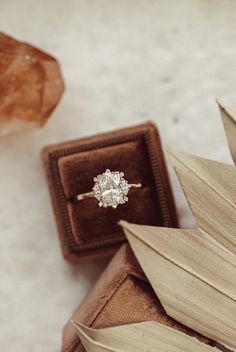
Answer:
[0,33,65,137]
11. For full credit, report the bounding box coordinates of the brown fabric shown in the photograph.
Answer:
[62,244,215,352]
[42,122,178,260]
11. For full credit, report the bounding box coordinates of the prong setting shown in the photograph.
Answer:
[93,169,129,208]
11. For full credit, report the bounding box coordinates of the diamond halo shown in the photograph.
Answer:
[93,169,129,208]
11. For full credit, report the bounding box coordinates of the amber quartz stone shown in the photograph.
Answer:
[0,33,64,136]
[42,122,179,261]
[62,244,215,352]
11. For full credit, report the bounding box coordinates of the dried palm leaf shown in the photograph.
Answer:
[120,220,236,350]
[168,148,236,254]
[72,320,220,352]
[218,101,236,165]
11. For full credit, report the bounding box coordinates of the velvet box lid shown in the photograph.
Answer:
[42,121,178,261]
[62,244,214,352]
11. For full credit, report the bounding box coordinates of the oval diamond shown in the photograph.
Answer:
[93,169,129,208]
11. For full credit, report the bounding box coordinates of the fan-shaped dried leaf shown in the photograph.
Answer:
[120,221,236,350]
[72,320,220,352]
[168,149,236,254]
[218,102,236,165]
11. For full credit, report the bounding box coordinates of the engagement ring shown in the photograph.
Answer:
[76,169,142,208]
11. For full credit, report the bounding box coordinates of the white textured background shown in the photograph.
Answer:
[0,1,235,351]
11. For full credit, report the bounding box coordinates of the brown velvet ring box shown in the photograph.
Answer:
[62,244,215,352]
[42,122,178,261]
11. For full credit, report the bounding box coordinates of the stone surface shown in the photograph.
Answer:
[0,1,235,351]
[0,33,64,137]
[93,169,129,208]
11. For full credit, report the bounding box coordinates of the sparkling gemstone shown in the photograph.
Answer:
[0,33,65,137]
[93,169,129,208]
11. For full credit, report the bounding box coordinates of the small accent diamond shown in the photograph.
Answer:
[93,169,129,208]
